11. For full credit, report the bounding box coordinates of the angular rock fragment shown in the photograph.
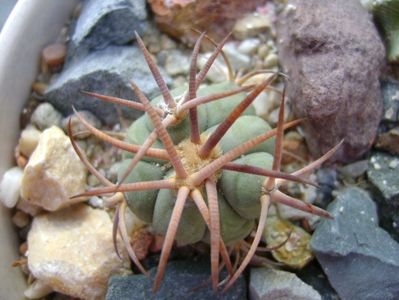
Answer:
[70,0,148,58]
[276,0,385,163]
[249,268,321,300]
[20,126,87,211]
[45,46,171,125]
[368,152,399,204]
[28,205,127,300]
[107,258,246,300]
[380,78,399,123]
[311,187,399,300]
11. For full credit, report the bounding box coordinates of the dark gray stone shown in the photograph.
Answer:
[297,262,339,300]
[380,79,399,122]
[106,258,247,300]
[276,0,385,163]
[368,152,399,204]
[311,187,399,300]
[70,0,148,58]
[45,46,171,125]
[249,268,321,300]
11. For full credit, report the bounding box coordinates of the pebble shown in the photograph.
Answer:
[45,46,171,125]
[18,125,41,157]
[31,103,62,130]
[263,216,314,268]
[69,0,148,58]
[11,211,30,228]
[164,49,190,76]
[223,42,251,71]
[20,126,87,211]
[198,53,229,83]
[338,159,369,179]
[368,152,399,203]
[257,44,270,59]
[249,268,321,300]
[41,43,67,70]
[311,187,399,300]
[380,78,399,122]
[0,167,23,208]
[27,205,127,300]
[16,199,42,217]
[238,38,261,55]
[61,110,101,139]
[233,12,272,40]
[263,53,279,68]
[106,258,247,300]
[375,127,399,155]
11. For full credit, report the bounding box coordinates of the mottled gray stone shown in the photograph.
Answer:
[70,0,147,58]
[249,268,321,300]
[311,187,399,300]
[45,46,171,125]
[380,79,399,122]
[106,258,247,300]
[276,0,385,163]
[368,152,399,204]
[31,102,62,130]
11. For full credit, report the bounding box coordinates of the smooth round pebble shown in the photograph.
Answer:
[0,167,23,208]
[31,103,62,130]
[42,43,67,69]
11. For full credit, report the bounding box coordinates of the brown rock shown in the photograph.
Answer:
[148,0,266,44]
[276,0,385,163]
[42,43,67,70]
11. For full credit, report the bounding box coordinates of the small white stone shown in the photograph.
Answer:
[373,163,381,170]
[0,167,24,208]
[389,159,399,169]
[31,103,62,130]
[238,38,261,55]
[223,42,251,70]
[20,126,87,211]
[18,125,42,157]
[24,280,53,299]
[233,13,272,40]
[27,205,128,300]
[198,53,228,83]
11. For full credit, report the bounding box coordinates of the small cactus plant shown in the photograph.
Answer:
[70,32,341,292]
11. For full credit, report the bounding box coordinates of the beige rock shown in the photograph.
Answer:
[28,205,127,300]
[18,125,42,157]
[20,126,87,211]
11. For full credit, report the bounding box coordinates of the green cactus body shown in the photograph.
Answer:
[119,81,276,245]
[373,0,399,63]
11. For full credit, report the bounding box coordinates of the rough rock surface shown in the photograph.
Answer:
[368,152,399,241]
[249,268,321,300]
[380,78,399,123]
[45,46,171,125]
[311,187,399,300]
[276,0,385,163]
[69,0,147,58]
[28,205,127,300]
[148,0,267,44]
[106,258,247,300]
[20,126,87,211]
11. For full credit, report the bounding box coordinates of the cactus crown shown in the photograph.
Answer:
[69,32,341,293]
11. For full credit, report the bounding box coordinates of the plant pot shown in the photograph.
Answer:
[0,1,78,298]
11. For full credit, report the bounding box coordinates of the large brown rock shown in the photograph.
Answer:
[276,0,385,163]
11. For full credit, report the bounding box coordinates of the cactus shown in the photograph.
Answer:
[372,0,399,63]
[69,32,341,292]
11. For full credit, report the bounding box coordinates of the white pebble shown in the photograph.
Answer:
[389,159,399,169]
[18,125,41,157]
[0,167,23,208]
[238,38,261,55]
